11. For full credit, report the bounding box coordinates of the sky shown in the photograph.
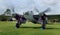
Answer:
[0,0,60,15]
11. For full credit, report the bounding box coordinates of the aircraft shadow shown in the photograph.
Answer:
[20,26,41,28]
[19,27,60,29]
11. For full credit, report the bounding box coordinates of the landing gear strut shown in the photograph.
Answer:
[16,21,21,28]
[41,20,46,29]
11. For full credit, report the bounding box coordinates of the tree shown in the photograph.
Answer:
[3,9,12,16]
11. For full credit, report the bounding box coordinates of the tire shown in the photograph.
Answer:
[16,23,20,28]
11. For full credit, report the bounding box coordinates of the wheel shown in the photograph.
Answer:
[16,23,20,28]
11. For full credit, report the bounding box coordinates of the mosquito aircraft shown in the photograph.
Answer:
[14,8,50,29]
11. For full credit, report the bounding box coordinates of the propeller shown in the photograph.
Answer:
[38,8,51,15]
[43,8,50,13]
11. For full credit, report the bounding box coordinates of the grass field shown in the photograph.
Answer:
[0,21,60,35]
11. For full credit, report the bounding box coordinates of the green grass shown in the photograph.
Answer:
[0,21,60,35]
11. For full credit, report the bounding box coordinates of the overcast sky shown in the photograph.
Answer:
[0,0,60,15]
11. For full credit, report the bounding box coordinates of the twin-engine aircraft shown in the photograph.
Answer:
[14,8,50,29]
